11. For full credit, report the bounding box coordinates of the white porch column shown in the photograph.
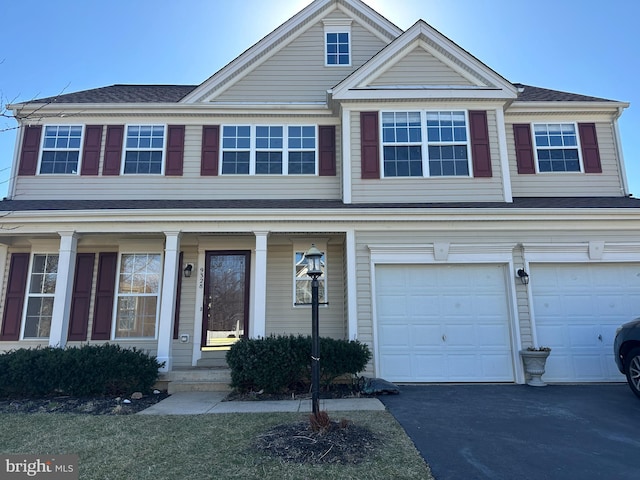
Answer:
[345,229,358,340]
[49,232,78,348]
[157,231,181,372]
[252,231,269,338]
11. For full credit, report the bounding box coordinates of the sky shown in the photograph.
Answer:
[1,0,638,197]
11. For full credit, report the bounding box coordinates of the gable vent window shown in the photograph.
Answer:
[124,125,165,174]
[533,123,580,172]
[323,20,352,67]
[39,125,83,174]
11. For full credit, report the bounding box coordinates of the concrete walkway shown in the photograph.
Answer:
[138,391,386,415]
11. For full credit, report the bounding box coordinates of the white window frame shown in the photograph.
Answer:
[220,125,318,176]
[121,124,166,175]
[380,110,472,178]
[37,125,84,175]
[531,122,583,174]
[112,252,163,340]
[323,20,352,67]
[292,240,328,307]
[21,252,59,340]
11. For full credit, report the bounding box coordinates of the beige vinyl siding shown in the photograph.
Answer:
[215,15,387,104]
[368,47,473,86]
[171,249,198,368]
[13,120,342,201]
[350,108,505,203]
[506,114,624,197]
[265,238,345,340]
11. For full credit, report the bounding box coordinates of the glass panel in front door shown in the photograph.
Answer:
[203,252,249,349]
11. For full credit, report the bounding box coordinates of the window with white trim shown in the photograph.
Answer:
[221,125,317,175]
[39,125,83,174]
[533,123,580,172]
[294,247,327,305]
[124,125,165,174]
[23,254,59,339]
[114,253,162,338]
[381,111,470,177]
[324,20,352,66]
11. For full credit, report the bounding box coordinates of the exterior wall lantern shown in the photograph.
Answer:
[517,268,530,285]
[183,263,193,278]
[305,244,323,417]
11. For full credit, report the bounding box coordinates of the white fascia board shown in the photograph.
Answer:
[3,208,640,233]
[507,101,629,114]
[10,103,334,118]
[333,88,517,101]
[336,0,402,40]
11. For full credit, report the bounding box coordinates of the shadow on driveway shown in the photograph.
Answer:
[379,384,640,480]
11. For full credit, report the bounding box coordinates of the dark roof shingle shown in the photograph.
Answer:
[513,84,615,103]
[31,85,198,104]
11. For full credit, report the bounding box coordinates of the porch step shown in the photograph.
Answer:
[161,368,233,394]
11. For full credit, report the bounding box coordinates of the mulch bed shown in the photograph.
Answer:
[252,417,380,464]
[0,391,170,415]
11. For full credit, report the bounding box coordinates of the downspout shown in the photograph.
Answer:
[613,106,630,196]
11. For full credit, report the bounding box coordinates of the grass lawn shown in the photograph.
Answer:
[0,411,433,480]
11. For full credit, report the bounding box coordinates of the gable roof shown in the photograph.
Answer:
[180,0,403,104]
[331,20,518,101]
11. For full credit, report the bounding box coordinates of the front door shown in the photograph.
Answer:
[202,251,251,350]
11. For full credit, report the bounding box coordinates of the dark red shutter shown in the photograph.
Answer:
[165,125,185,176]
[18,125,42,176]
[318,125,336,176]
[469,111,492,178]
[513,124,536,174]
[0,253,30,341]
[578,123,602,174]
[173,252,183,340]
[360,112,380,179]
[80,125,103,176]
[67,253,95,341]
[103,125,124,176]
[201,125,220,176]
[91,252,117,340]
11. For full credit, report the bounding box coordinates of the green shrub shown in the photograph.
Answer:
[226,335,371,393]
[0,344,163,398]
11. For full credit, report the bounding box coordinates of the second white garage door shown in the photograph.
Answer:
[531,263,640,382]
[375,264,514,382]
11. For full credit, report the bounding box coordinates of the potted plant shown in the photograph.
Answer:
[519,347,551,387]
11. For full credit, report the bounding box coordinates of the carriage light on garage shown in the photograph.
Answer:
[516,268,529,285]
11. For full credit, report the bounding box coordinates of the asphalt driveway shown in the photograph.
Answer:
[379,384,640,480]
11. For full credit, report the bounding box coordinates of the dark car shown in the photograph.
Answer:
[614,318,640,398]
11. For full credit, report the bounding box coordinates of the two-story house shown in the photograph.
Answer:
[1,0,639,387]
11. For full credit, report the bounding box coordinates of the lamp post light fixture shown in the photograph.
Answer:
[305,244,323,417]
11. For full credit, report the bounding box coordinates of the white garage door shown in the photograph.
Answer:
[532,263,640,382]
[375,264,514,382]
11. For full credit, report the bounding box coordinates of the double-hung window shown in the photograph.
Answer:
[533,123,580,172]
[381,110,470,177]
[39,125,83,174]
[221,125,317,175]
[115,253,162,339]
[324,20,351,66]
[124,125,165,174]
[23,254,59,339]
[294,247,326,305]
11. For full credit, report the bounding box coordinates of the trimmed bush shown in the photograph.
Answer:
[226,335,371,393]
[0,344,163,398]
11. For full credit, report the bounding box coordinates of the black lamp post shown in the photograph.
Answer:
[305,244,323,416]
